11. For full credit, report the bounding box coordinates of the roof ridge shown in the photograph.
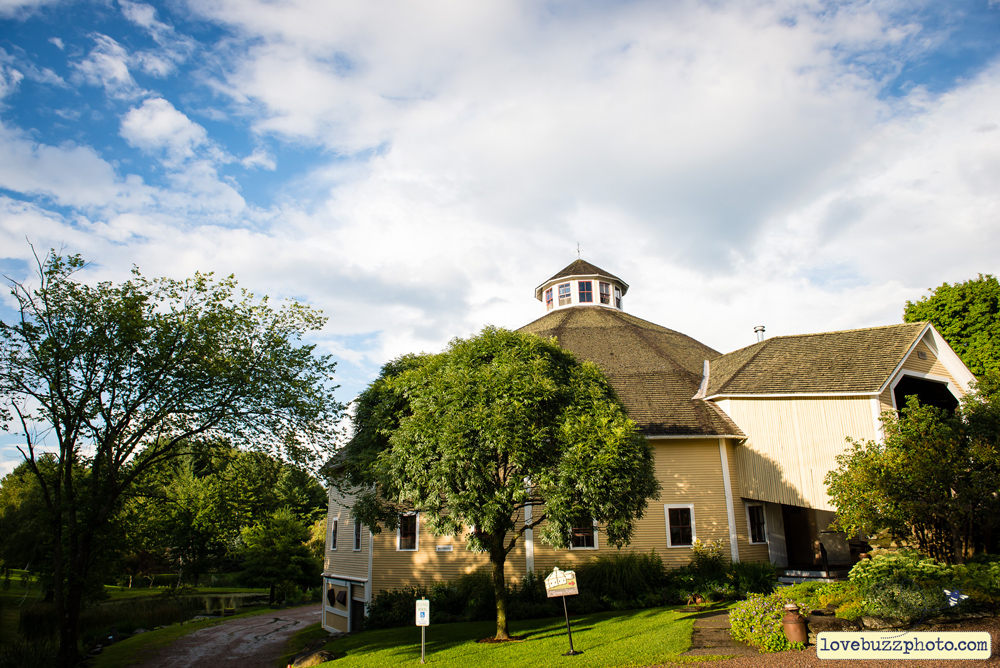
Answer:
[761,321,926,342]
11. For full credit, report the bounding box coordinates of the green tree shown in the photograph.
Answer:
[339,327,660,640]
[239,507,320,604]
[826,392,1000,564]
[0,251,341,667]
[904,274,1000,377]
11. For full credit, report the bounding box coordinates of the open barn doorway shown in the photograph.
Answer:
[893,375,959,413]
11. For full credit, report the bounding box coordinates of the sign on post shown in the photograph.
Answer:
[544,567,581,656]
[415,598,430,626]
[543,567,579,598]
[416,598,430,664]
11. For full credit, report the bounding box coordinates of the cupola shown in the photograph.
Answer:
[534,259,629,312]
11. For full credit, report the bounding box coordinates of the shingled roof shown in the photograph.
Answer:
[518,307,742,437]
[704,322,928,396]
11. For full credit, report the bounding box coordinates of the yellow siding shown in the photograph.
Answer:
[901,341,962,390]
[729,396,879,511]
[531,439,738,571]
[878,387,894,413]
[370,512,526,594]
[325,488,370,581]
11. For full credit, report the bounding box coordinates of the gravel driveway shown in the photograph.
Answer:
[133,604,322,668]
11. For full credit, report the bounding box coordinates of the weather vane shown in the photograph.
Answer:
[576,243,581,259]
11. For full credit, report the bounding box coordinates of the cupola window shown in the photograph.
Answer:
[614,286,622,309]
[545,288,553,311]
[558,283,572,306]
[599,282,611,305]
[578,281,593,303]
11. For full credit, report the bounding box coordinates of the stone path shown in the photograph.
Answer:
[682,609,759,658]
[133,603,322,668]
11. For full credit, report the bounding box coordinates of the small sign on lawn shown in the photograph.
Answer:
[545,567,582,656]
[415,598,430,626]
[544,567,579,598]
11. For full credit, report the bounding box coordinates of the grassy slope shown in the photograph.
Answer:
[310,607,703,668]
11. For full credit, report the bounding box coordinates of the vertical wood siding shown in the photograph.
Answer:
[730,396,878,510]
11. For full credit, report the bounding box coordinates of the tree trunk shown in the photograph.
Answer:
[490,546,510,640]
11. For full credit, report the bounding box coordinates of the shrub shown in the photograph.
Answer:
[729,560,779,596]
[864,575,943,620]
[849,549,1000,618]
[363,586,428,630]
[730,592,797,653]
[576,550,665,601]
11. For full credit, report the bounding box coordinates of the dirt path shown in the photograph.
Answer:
[133,604,322,668]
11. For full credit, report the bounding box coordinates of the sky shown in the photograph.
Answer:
[0,0,998,475]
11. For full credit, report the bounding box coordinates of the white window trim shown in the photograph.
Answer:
[353,519,362,551]
[330,518,339,551]
[745,502,767,545]
[568,519,599,550]
[665,503,696,548]
[397,512,419,551]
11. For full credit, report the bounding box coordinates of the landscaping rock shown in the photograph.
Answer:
[807,615,860,633]
[290,650,336,666]
[132,628,149,636]
[861,616,907,630]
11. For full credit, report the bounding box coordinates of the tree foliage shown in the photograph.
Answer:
[0,251,341,667]
[904,273,1000,377]
[238,507,320,605]
[826,389,1000,564]
[338,326,660,639]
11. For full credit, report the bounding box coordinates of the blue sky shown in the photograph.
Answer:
[1,0,999,474]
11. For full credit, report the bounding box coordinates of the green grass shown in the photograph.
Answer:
[314,607,700,668]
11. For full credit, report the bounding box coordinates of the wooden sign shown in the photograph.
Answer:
[544,567,578,598]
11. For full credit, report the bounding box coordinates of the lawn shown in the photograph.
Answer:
[310,607,705,668]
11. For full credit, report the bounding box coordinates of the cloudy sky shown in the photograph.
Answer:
[1,0,998,474]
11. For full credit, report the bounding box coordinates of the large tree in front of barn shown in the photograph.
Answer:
[339,327,660,640]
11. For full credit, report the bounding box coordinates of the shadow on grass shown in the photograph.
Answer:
[328,606,695,664]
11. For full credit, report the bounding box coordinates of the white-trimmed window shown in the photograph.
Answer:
[545,288,554,310]
[330,518,339,550]
[746,503,767,544]
[599,282,611,305]
[569,518,598,549]
[578,281,593,303]
[665,504,695,547]
[353,518,362,551]
[558,282,572,306]
[614,286,622,309]
[398,513,418,551]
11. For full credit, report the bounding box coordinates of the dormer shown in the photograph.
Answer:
[534,259,629,312]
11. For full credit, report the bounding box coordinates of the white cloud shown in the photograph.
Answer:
[0,0,58,18]
[241,148,276,170]
[0,64,23,103]
[73,33,144,99]
[120,97,209,163]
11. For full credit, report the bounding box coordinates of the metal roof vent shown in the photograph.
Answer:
[754,325,766,343]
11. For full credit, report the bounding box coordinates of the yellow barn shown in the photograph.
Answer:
[320,259,976,633]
